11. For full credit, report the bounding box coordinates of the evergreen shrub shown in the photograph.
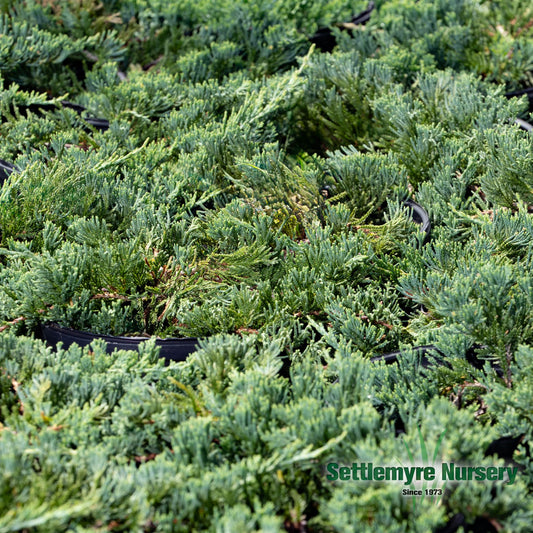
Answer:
[0,1,532,531]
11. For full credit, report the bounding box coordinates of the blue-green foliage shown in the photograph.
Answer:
[1,0,533,531]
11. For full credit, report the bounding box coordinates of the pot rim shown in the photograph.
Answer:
[41,322,198,344]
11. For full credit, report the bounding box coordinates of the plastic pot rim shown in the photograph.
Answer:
[318,187,431,242]
[0,159,15,185]
[309,1,375,51]
[17,100,109,131]
[41,322,197,342]
[504,86,533,99]
[41,322,198,362]
[515,118,533,131]
[402,198,431,241]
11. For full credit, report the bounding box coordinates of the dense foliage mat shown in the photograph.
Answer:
[0,0,532,531]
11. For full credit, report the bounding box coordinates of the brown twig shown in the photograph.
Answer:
[134,453,158,464]
[359,314,394,330]
[143,55,164,71]
[515,18,533,38]
[0,316,26,333]
[453,381,489,408]
[236,327,259,335]
[90,291,130,301]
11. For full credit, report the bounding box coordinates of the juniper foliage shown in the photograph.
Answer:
[0,1,532,531]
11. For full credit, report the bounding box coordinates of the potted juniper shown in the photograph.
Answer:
[0,189,428,362]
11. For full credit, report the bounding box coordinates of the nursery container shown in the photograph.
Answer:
[370,344,444,368]
[59,101,110,131]
[0,159,15,186]
[318,185,431,242]
[505,86,533,112]
[22,100,110,131]
[403,198,431,243]
[374,345,527,461]
[515,118,533,132]
[371,343,503,374]
[436,513,499,533]
[485,435,526,462]
[310,1,374,52]
[41,323,198,362]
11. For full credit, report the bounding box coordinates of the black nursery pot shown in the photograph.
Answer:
[374,344,528,462]
[41,323,198,363]
[0,159,15,186]
[403,199,431,243]
[58,101,110,131]
[370,344,444,368]
[310,1,375,52]
[17,100,109,132]
[371,343,503,376]
[435,513,500,533]
[505,86,533,112]
[374,344,529,533]
[515,118,533,132]
[318,186,431,244]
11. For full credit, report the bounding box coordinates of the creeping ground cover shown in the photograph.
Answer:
[0,0,533,531]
